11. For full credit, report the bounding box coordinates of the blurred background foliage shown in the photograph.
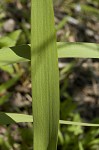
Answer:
[0,0,99,149]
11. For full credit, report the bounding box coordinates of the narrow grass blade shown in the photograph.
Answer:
[31,0,59,150]
[0,42,99,67]
[59,120,99,127]
[1,113,99,127]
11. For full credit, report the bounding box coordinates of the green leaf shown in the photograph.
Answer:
[0,42,99,67]
[57,42,99,58]
[1,113,99,127]
[59,120,99,127]
[0,113,33,125]
[31,0,59,150]
[0,30,21,48]
[0,37,15,48]
[0,65,14,74]
[8,29,21,41]
[0,45,30,66]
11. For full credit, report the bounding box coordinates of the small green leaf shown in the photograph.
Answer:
[0,113,33,125]
[0,30,21,48]
[8,30,21,41]
[0,45,30,66]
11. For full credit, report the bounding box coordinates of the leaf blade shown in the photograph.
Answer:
[0,42,99,67]
[57,42,99,58]
[0,45,30,66]
[0,113,33,125]
[1,113,99,127]
[31,0,59,150]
